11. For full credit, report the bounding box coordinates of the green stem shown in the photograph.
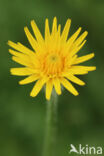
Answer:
[43,90,58,156]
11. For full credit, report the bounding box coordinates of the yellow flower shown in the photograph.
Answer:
[8,17,96,100]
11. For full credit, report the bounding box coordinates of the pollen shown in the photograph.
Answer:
[8,17,96,100]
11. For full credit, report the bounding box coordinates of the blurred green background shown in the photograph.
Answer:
[0,0,104,156]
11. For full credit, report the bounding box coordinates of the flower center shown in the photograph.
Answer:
[41,52,65,77]
[49,54,58,62]
[48,54,59,63]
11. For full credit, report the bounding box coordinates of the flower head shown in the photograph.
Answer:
[8,17,96,100]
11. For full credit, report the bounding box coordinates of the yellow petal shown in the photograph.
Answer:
[74,31,88,47]
[24,27,38,51]
[45,18,50,42]
[10,50,33,67]
[67,27,82,47]
[9,49,24,57]
[11,51,39,69]
[69,67,88,75]
[9,49,32,61]
[65,74,85,86]
[52,17,57,35]
[12,56,30,67]
[8,41,35,56]
[74,53,95,64]
[31,20,44,44]
[56,24,61,51]
[17,42,36,56]
[61,19,71,42]
[8,41,20,51]
[68,55,77,65]
[69,66,96,76]
[53,78,61,95]
[58,24,61,36]
[10,67,34,76]
[70,40,87,56]
[51,24,61,51]
[19,74,39,85]
[73,66,96,71]
[10,49,39,69]
[46,79,53,100]
[61,78,79,96]
[30,78,48,97]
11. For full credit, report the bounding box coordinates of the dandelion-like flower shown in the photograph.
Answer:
[8,17,96,100]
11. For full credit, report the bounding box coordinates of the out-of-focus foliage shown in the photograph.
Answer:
[0,0,104,156]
